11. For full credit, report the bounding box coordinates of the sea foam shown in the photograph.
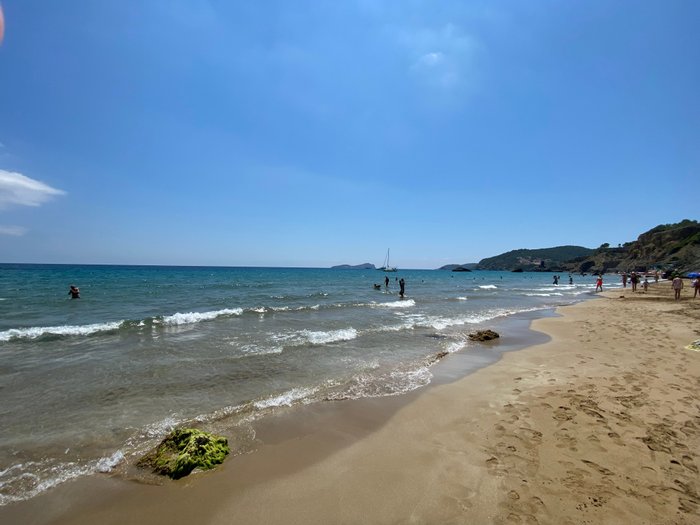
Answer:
[0,321,123,342]
[161,308,243,326]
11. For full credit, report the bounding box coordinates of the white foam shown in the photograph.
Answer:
[95,450,125,473]
[302,328,358,345]
[478,285,498,290]
[162,308,243,326]
[445,341,467,353]
[0,459,94,506]
[372,299,416,308]
[253,386,318,409]
[0,321,123,342]
[457,296,468,301]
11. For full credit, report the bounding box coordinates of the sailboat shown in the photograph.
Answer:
[379,249,397,272]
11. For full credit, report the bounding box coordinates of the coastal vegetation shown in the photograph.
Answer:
[560,219,700,275]
[475,246,593,272]
[440,220,699,274]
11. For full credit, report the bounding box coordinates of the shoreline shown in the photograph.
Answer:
[3,284,699,523]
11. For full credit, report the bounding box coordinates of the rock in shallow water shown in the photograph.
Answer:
[468,330,500,342]
[137,428,230,479]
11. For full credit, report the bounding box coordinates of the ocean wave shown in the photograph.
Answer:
[370,299,416,308]
[161,308,243,326]
[0,321,123,342]
[325,366,433,401]
[301,328,358,345]
[478,285,498,290]
[0,458,94,506]
[95,450,125,473]
[253,386,319,410]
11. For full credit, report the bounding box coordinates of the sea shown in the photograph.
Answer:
[0,264,617,505]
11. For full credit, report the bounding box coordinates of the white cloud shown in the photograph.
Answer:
[0,169,66,209]
[0,225,27,236]
[416,52,445,67]
[399,23,479,91]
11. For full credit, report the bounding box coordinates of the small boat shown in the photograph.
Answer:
[379,249,397,272]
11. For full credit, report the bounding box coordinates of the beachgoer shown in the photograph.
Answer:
[569,275,573,285]
[68,285,80,299]
[384,276,389,289]
[643,278,649,292]
[595,275,603,292]
[630,272,639,292]
[399,278,405,298]
[622,273,627,288]
[654,270,659,283]
[553,275,559,285]
[692,277,699,298]
[672,276,683,300]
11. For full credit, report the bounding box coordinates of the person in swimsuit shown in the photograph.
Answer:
[68,285,80,299]
[595,275,603,292]
[672,276,683,300]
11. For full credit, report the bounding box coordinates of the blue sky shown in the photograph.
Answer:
[0,1,697,268]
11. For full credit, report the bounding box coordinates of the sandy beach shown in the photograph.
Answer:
[3,281,699,525]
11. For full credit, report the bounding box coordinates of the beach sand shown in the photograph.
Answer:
[3,282,699,524]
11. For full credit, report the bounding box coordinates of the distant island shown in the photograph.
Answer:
[438,263,478,272]
[331,263,376,270]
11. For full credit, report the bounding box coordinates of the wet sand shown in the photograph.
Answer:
[3,282,699,524]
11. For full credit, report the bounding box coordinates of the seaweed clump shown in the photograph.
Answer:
[468,330,500,342]
[137,428,230,479]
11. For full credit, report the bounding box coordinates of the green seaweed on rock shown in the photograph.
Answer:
[137,428,230,479]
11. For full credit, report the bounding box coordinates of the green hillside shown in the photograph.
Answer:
[561,219,700,274]
[476,246,594,271]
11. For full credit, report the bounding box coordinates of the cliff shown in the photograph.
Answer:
[561,220,700,275]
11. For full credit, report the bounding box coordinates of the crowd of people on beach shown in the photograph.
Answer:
[613,270,699,300]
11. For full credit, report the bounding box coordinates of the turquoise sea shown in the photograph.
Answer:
[0,264,617,505]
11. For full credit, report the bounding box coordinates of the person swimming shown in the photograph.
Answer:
[68,285,80,299]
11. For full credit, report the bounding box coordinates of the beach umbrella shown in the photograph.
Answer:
[687,272,700,278]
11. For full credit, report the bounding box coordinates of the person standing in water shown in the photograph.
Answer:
[68,285,80,299]
[399,278,405,298]
[595,275,603,292]
[384,276,389,290]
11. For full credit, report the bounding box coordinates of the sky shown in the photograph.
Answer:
[0,1,697,269]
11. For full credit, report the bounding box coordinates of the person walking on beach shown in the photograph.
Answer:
[622,272,628,288]
[643,277,649,293]
[672,275,684,300]
[692,277,699,298]
[68,285,80,299]
[654,270,659,283]
[595,275,603,292]
[399,278,405,298]
[630,272,639,292]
